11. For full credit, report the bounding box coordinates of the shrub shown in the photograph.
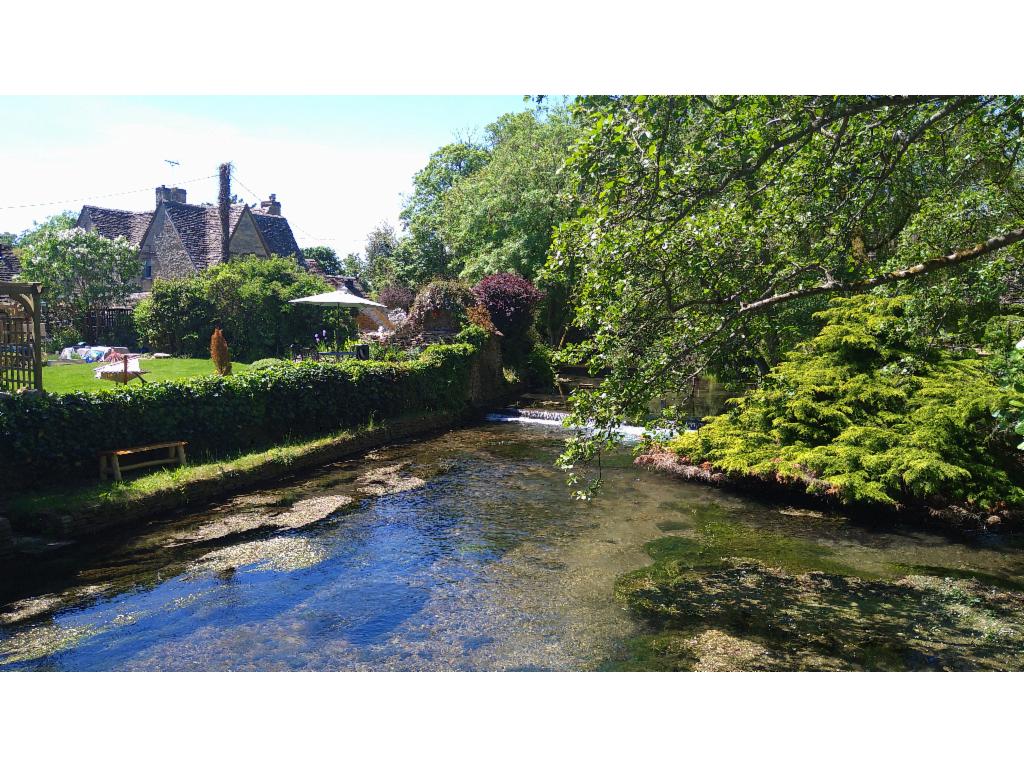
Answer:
[466,304,498,335]
[669,295,1024,511]
[0,334,492,491]
[249,358,289,370]
[472,273,543,340]
[472,273,544,370]
[210,328,232,376]
[134,278,216,357]
[377,284,415,311]
[134,257,343,362]
[406,280,476,333]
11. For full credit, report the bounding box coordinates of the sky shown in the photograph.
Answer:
[0,96,532,254]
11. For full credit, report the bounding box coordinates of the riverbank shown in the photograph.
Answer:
[0,408,485,561]
[635,446,1024,534]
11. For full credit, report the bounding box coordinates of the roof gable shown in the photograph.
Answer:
[79,206,151,246]
[228,206,272,259]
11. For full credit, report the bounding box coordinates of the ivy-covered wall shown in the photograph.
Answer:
[0,329,499,492]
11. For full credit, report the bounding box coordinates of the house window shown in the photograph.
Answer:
[143,257,153,279]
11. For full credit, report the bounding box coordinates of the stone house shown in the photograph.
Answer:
[77,185,307,292]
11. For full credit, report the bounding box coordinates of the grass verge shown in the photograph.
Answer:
[4,410,463,540]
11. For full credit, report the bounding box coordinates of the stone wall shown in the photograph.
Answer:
[151,214,196,280]
[228,212,268,257]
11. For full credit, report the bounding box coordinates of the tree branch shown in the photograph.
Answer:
[738,225,1024,315]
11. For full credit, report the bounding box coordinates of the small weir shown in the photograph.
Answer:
[486,407,654,441]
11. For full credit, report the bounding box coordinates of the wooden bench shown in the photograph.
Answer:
[98,441,187,481]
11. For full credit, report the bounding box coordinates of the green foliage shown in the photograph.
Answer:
[522,343,556,390]
[472,272,545,368]
[134,256,341,361]
[134,278,213,356]
[987,317,1024,449]
[549,96,1024,443]
[669,295,1023,510]
[441,108,580,282]
[249,358,289,370]
[340,252,365,277]
[0,335,488,490]
[44,326,83,354]
[302,245,343,274]
[363,222,400,291]
[14,211,78,252]
[20,224,141,338]
[395,140,491,285]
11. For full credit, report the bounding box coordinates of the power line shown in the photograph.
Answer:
[229,173,263,205]
[231,170,354,248]
[0,174,218,212]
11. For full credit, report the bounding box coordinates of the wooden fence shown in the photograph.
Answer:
[44,305,137,346]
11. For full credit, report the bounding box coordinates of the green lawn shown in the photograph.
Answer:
[42,357,251,394]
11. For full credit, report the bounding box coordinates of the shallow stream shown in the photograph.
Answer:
[3,420,1024,671]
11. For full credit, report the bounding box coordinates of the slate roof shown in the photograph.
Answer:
[162,202,247,270]
[79,196,304,272]
[79,206,151,246]
[0,244,20,281]
[251,210,300,257]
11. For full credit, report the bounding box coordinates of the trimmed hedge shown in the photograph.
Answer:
[0,336,486,491]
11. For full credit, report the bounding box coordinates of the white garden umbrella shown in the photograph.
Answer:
[288,290,386,308]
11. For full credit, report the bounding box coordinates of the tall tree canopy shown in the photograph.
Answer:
[302,245,343,274]
[441,108,579,282]
[392,105,580,290]
[394,140,490,285]
[550,96,1024,436]
[363,222,400,290]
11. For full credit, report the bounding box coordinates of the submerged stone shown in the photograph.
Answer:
[273,495,355,530]
[0,585,109,626]
[355,463,426,497]
[188,537,328,574]
[0,623,98,665]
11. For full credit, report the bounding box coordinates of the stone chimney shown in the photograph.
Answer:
[261,193,281,216]
[218,163,231,262]
[156,185,187,205]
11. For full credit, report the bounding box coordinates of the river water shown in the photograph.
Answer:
[3,419,1024,671]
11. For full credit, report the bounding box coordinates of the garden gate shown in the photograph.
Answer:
[0,282,44,393]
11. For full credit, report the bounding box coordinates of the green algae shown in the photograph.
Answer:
[655,520,690,532]
[615,507,1024,670]
[0,623,100,665]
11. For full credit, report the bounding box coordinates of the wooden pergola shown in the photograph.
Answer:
[0,281,44,393]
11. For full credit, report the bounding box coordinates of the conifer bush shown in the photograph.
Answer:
[669,295,1024,511]
[210,328,232,376]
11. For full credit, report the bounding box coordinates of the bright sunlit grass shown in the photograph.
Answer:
[42,357,251,394]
